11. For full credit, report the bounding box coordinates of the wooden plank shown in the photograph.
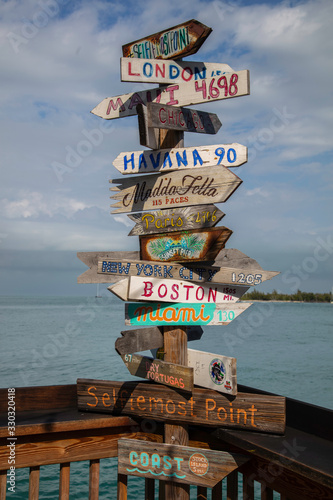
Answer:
[115,326,203,355]
[125,301,252,326]
[59,462,70,500]
[145,478,155,500]
[121,58,233,84]
[91,70,250,120]
[0,470,6,500]
[109,276,248,303]
[89,459,100,500]
[117,473,127,500]
[243,472,254,500]
[110,165,242,214]
[77,250,140,284]
[261,484,273,500]
[128,205,225,236]
[188,348,237,395]
[137,101,160,150]
[227,470,238,499]
[146,102,222,135]
[197,486,208,500]
[120,353,193,392]
[122,19,212,60]
[29,466,40,500]
[117,438,248,488]
[139,227,232,262]
[77,379,286,434]
[113,144,247,176]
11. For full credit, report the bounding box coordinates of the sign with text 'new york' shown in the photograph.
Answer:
[91,70,250,120]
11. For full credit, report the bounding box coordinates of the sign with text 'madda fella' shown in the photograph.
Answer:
[77,379,286,435]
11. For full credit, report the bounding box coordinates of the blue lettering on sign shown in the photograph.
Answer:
[176,150,188,167]
[194,67,206,80]
[192,149,203,166]
[139,154,148,170]
[149,152,161,170]
[169,64,180,80]
[227,148,236,163]
[163,152,172,168]
[123,153,135,171]
[143,62,153,78]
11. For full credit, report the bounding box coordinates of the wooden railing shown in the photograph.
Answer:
[0,384,332,499]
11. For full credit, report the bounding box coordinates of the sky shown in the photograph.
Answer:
[0,0,332,296]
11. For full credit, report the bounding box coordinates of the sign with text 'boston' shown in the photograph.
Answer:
[113,144,247,175]
[110,166,242,213]
[125,302,252,326]
[91,70,250,120]
[121,58,233,84]
[122,19,212,60]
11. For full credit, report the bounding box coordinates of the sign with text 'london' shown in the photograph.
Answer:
[110,166,242,213]
[91,70,250,120]
[122,20,212,60]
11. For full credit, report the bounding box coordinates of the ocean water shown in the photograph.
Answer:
[1,295,332,499]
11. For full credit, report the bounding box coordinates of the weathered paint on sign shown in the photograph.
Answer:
[110,166,242,213]
[121,58,233,84]
[91,70,250,120]
[113,144,247,175]
[118,438,249,487]
[77,379,286,434]
[125,302,252,326]
[122,19,212,60]
[188,348,237,395]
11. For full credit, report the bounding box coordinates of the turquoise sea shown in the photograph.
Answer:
[1,295,332,499]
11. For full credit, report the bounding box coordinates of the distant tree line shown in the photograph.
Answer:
[241,289,331,302]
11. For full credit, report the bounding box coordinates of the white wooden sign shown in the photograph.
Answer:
[91,70,250,120]
[108,276,249,304]
[121,58,234,84]
[187,348,237,395]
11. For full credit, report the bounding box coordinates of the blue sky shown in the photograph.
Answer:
[0,0,332,295]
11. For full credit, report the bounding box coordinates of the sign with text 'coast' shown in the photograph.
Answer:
[125,302,252,326]
[113,144,247,175]
[121,58,233,84]
[188,349,237,395]
[109,276,249,304]
[118,439,249,488]
[128,205,225,236]
[91,70,250,120]
[110,166,242,213]
[122,19,212,60]
[139,227,232,263]
[77,379,286,434]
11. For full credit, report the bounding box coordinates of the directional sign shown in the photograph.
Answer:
[91,70,250,120]
[188,349,237,395]
[113,144,247,176]
[121,58,233,84]
[110,166,242,214]
[115,326,203,355]
[77,250,139,284]
[137,102,159,150]
[109,277,249,304]
[120,353,193,392]
[139,227,232,263]
[127,205,225,236]
[125,302,252,326]
[77,379,286,434]
[146,102,222,135]
[122,19,212,60]
[118,439,249,488]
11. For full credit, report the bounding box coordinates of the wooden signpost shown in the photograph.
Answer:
[91,70,250,120]
[125,302,252,326]
[113,143,247,175]
[121,58,233,84]
[110,165,242,213]
[187,349,237,395]
[122,19,212,60]
[109,276,249,304]
[118,438,249,488]
[127,205,225,235]
[120,353,194,392]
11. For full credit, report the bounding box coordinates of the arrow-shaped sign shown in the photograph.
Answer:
[127,205,225,236]
[122,19,212,60]
[113,144,247,175]
[110,165,242,214]
[109,277,249,304]
[121,58,233,84]
[125,302,252,326]
[188,348,237,395]
[120,353,194,392]
[91,70,250,120]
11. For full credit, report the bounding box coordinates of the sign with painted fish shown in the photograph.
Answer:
[110,165,242,214]
[91,70,250,120]
[121,57,233,84]
[109,276,249,304]
[125,302,252,326]
[122,19,212,60]
[113,144,247,175]
[187,349,237,395]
